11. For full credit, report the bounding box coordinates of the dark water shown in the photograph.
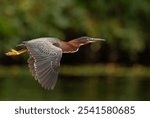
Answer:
[0,72,149,101]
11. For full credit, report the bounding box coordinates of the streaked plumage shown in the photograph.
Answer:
[22,38,62,90]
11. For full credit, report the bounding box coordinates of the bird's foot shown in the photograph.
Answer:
[5,49,27,56]
[5,49,20,56]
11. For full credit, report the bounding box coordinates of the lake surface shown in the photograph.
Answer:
[0,66,149,101]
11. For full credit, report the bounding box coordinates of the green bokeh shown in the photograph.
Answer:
[0,0,150,101]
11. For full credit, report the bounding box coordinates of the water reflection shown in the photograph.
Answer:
[0,73,149,100]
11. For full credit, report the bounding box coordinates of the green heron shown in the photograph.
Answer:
[6,36,105,90]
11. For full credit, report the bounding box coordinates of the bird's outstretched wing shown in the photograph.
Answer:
[24,40,62,90]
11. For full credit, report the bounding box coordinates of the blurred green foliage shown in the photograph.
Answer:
[0,1,150,100]
[0,0,150,64]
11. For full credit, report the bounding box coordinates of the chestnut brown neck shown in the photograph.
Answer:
[60,40,81,53]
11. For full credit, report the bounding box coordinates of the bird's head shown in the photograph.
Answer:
[74,36,105,46]
[65,36,105,53]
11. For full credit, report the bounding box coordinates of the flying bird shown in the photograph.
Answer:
[6,36,105,90]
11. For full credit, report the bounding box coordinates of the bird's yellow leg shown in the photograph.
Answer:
[5,48,27,56]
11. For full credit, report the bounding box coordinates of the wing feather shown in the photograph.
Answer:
[27,57,37,79]
[25,40,62,90]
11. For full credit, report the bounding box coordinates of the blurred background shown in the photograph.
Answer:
[0,0,150,100]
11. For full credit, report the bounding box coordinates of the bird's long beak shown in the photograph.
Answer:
[89,38,105,42]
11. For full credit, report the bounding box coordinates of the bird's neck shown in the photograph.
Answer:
[60,40,81,53]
